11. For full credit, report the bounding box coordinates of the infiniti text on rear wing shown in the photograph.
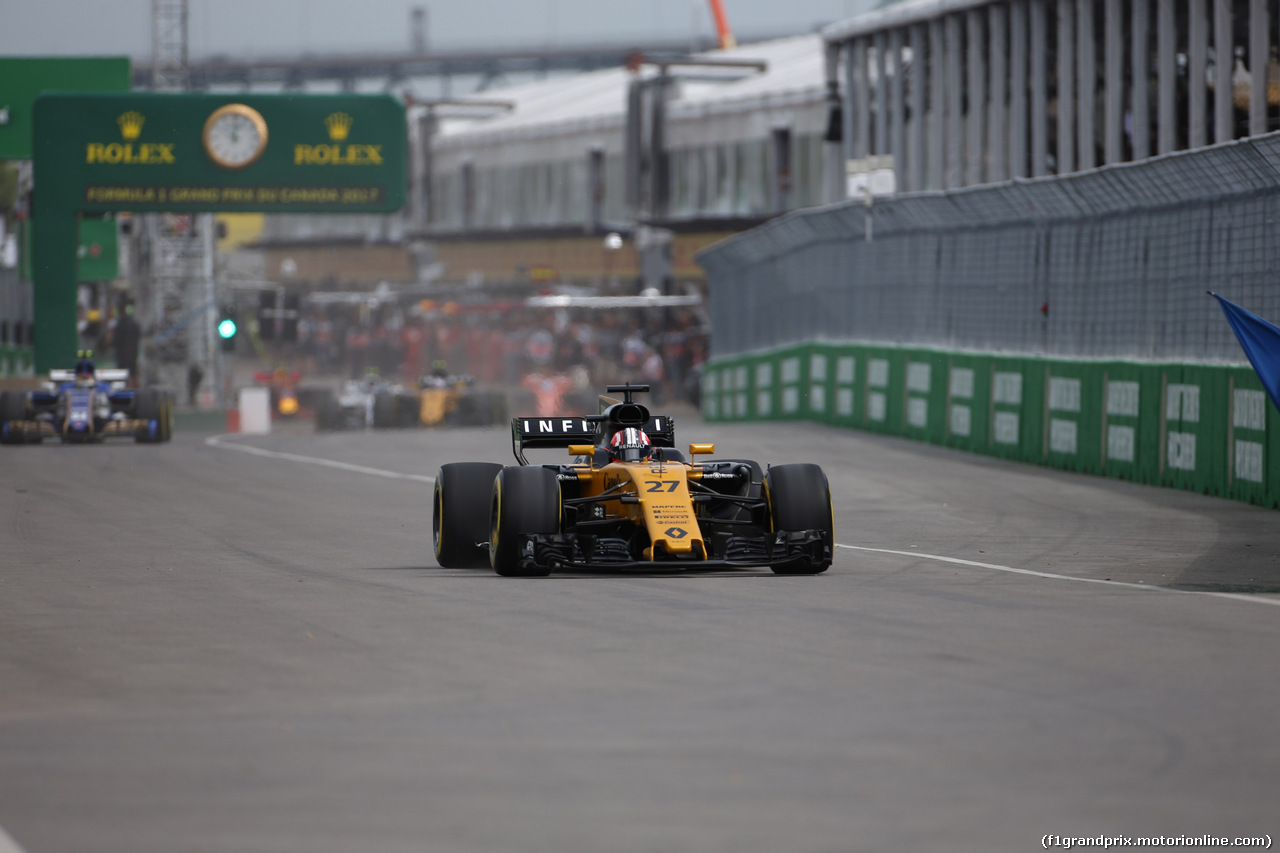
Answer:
[511,415,676,464]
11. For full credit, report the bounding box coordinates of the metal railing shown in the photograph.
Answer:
[699,131,1280,365]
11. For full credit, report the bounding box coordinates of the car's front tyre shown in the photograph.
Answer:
[764,463,834,574]
[133,389,168,443]
[314,392,341,431]
[490,466,561,577]
[0,392,30,445]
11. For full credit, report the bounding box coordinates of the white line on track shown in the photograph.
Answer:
[206,434,1278,607]
[0,826,28,853]
[205,434,435,483]
[839,544,1280,607]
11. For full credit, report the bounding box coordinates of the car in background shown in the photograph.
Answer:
[0,361,173,444]
[254,366,307,419]
[415,372,507,428]
[314,374,420,430]
[314,371,507,431]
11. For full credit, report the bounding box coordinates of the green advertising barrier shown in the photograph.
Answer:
[941,353,990,455]
[30,92,407,371]
[704,345,1279,509]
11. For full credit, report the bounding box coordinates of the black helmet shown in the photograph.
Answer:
[74,353,96,385]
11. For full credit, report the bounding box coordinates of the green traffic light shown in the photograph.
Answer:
[217,318,237,339]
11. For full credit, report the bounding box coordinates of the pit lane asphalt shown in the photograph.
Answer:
[1,412,1278,852]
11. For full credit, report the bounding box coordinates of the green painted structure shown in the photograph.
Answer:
[703,344,1276,508]
[0,58,132,160]
[1,57,133,376]
[30,91,407,371]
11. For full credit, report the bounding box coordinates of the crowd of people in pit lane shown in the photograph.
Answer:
[281,305,709,409]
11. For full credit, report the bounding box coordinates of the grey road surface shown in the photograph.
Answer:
[1,414,1277,852]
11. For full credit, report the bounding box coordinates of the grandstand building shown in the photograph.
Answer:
[825,0,1280,192]
[237,0,1280,303]
[415,33,832,293]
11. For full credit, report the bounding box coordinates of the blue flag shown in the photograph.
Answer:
[1210,291,1280,413]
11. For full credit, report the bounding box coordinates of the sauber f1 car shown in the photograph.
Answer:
[433,384,833,577]
[0,361,173,445]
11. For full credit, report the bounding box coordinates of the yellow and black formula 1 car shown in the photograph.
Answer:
[432,384,833,577]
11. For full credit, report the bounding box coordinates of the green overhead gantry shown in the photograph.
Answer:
[30,91,406,371]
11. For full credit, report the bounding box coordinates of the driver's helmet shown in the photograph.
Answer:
[74,356,96,387]
[609,426,652,463]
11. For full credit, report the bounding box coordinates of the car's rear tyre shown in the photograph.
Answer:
[315,392,341,431]
[134,389,166,443]
[764,463,833,575]
[434,462,503,568]
[372,391,397,428]
[395,393,421,427]
[0,392,30,445]
[490,466,561,577]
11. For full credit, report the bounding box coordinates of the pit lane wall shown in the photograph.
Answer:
[701,345,1278,508]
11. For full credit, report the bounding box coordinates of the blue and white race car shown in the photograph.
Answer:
[0,356,173,444]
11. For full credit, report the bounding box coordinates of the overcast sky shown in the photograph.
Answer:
[0,0,876,60]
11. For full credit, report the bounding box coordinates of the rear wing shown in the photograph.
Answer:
[511,414,676,465]
[50,368,130,384]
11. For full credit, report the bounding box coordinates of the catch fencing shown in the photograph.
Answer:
[698,131,1280,364]
[696,132,1280,507]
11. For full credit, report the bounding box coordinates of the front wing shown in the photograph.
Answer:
[510,528,830,573]
[3,416,156,442]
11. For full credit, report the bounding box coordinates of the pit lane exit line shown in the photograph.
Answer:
[837,544,1280,608]
[205,434,436,483]
[0,826,28,853]
[205,434,1279,607]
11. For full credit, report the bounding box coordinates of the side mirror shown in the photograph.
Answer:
[689,443,715,457]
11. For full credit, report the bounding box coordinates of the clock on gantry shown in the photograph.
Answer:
[202,103,268,170]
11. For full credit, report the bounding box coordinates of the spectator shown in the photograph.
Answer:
[113,303,141,382]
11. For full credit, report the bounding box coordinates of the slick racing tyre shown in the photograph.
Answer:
[134,389,173,443]
[395,392,421,427]
[433,462,503,568]
[489,466,561,577]
[372,391,398,429]
[314,392,341,431]
[0,392,30,445]
[764,463,834,575]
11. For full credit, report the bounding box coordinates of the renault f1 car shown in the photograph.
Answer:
[0,367,173,444]
[432,384,833,576]
[415,374,508,428]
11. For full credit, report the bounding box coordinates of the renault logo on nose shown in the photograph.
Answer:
[665,527,688,539]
